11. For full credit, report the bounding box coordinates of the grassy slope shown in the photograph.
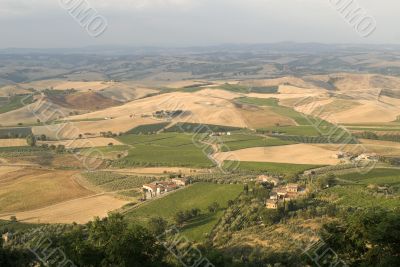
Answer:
[319,168,400,210]
[337,168,400,186]
[0,95,34,114]
[238,97,351,138]
[125,183,243,241]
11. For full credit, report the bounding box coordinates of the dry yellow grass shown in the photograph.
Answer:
[238,106,296,128]
[194,88,241,100]
[32,116,159,139]
[54,81,110,91]
[68,92,249,128]
[0,169,92,213]
[0,194,129,224]
[0,139,27,147]
[314,140,400,157]
[215,144,341,165]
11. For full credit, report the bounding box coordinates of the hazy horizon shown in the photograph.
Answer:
[1,0,399,49]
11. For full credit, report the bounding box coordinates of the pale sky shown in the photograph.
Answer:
[0,0,399,48]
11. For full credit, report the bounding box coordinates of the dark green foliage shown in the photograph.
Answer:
[5,214,170,267]
[208,202,220,213]
[249,86,279,94]
[354,131,400,143]
[148,217,168,236]
[321,208,400,266]
[0,127,32,139]
[316,173,336,189]
[25,134,36,147]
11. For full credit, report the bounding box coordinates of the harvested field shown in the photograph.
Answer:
[53,81,110,91]
[0,139,27,147]
[0,166,23,175]
[0,169,92,213]
[47,91,122,111]
[238,106,296,128]
[32,117,159,139]
[215,144,341,165]
[315,140,400,157]
[0,195,129,224]
[68,92,248,128]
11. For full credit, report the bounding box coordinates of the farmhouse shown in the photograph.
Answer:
[268,183,304,206]
[286,183,299,193]
[171,178,188,186]
[266,199,278,209]
[355,153,378,161]
[142,179,187,199]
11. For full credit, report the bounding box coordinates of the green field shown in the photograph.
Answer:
[257,125,321,136]
[82,171,156,195]
[125,183,243,241]
[337,168,400,186]
[318,168,400,210]
[271,134,358,144]
[164,122,241,133]
[237,97,319,126]
[249,86,279,94]
[219,133,294,151]
[0,95,34,114]
[0,127,32,138]
[217,83,250,93]
[223,161,321,177]
[126,122,170,134]
[319,185,399,209]
[114,133,214,168]
[0,146,49,157]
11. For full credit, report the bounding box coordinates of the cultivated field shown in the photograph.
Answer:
[215,144,341,165]
[223,161,321,177]
[115,133,214,168]
[125,183,243,241]
[0,139,27,147]
[0,168,91,213]
[40,137,123,148]
[0,195,129,224]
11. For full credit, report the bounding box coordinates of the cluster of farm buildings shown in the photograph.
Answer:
[256,175,306,209]
[142,178,188,199]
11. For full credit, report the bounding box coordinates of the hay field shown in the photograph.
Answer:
[0,169,91,213]
[32,117,159,139]
[0,195,128,224]
[67,92,249,128]
[53,81,111,91]
[314,139,400,157]
[215,144,340,165]
[0,139,27,147]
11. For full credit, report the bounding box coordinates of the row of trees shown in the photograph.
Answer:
[1,214,172,267]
